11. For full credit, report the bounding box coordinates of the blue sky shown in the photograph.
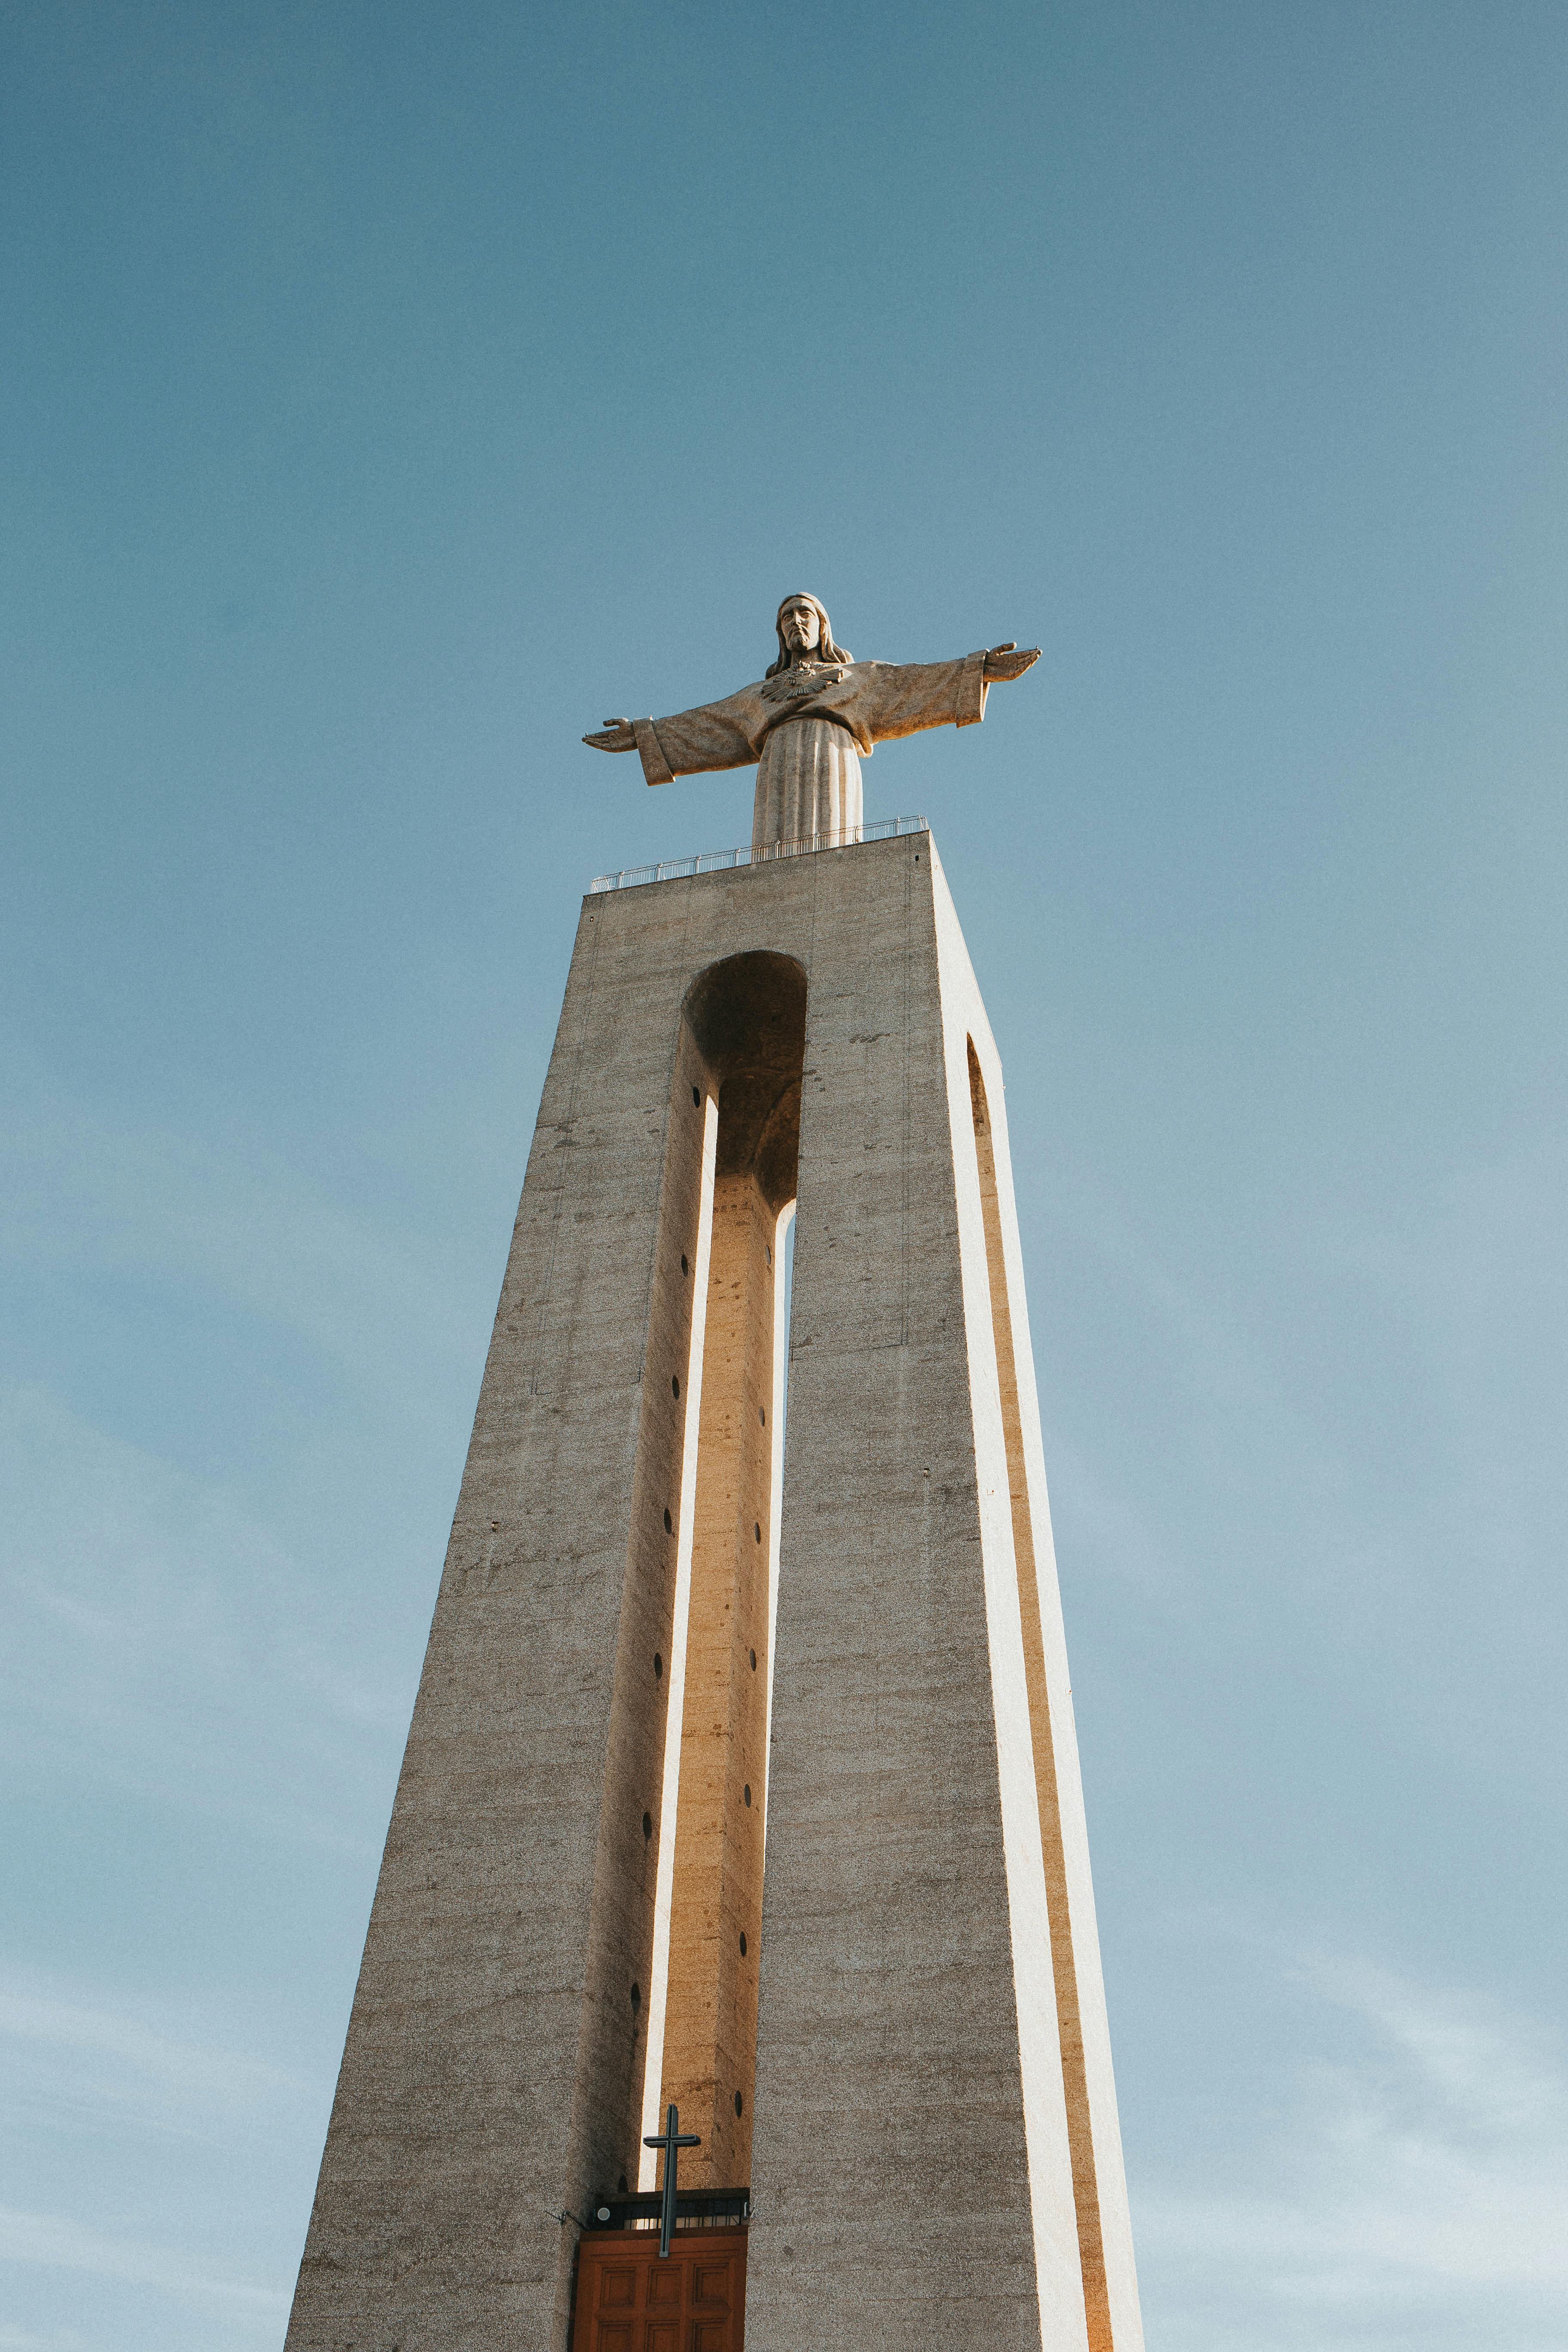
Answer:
[3,4,1566,2345]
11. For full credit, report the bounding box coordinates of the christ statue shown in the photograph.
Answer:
[585,594,1039,854]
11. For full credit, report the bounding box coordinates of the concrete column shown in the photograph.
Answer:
[283,832,1143,2352]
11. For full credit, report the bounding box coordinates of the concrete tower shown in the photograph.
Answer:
[284,825,1144,2352]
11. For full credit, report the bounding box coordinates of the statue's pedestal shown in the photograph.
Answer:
[285,831,1142,2352]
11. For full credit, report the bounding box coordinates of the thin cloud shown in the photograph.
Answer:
[1136,1935,1568,2347]
[0,1981,309,2113]
[0,1965,322,2186]
[0,2208,287,2313]
[0,1045,475,1410]
[0,1381,403,1852]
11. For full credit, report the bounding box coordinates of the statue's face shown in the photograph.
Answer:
[779,599,821,658]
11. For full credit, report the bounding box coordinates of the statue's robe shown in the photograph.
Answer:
[630,652,993,853]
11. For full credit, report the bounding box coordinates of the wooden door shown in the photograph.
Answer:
[570,2227,746,2352]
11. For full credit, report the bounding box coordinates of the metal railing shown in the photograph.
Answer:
[589,812,928,895]
[585,2189,750,2234]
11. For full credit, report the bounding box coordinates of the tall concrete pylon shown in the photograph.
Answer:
[285,828,1144,2352]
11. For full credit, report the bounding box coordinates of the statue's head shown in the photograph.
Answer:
[766,593,852,677]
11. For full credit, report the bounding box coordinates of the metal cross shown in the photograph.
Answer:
[642,2102,701,2258]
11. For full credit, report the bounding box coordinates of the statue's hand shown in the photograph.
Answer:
[583,719,637,752]
[982,643,1040,683]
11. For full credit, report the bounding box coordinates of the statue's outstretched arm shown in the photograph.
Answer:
[584,694,756,787]
[865,643,1041,744]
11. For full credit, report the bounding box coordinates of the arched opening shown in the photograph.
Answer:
[640,952,805,2195]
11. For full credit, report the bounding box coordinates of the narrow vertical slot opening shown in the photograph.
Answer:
[653,952,805,2195]
[966,1037,1112,2342]
[762,1200,795,1844]
[637,1089,720,2182]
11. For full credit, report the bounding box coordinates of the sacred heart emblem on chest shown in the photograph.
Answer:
[760,663,846,704]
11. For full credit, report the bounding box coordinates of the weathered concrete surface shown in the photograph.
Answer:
[284,832,1142,2352]
[742,839,1088,2352]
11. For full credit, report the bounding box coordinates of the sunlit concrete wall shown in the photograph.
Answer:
[284,832,1143,2352]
